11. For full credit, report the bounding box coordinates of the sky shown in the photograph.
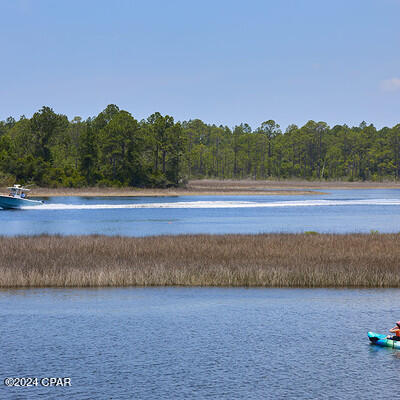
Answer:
[0,0,399,130]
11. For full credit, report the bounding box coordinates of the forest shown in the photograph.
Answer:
[0,104,399,187]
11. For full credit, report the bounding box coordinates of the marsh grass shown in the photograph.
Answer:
[1,234,400,288]
[188,179,400,189]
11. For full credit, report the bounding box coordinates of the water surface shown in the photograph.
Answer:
[1,189,400,235]
[0,288,398,399]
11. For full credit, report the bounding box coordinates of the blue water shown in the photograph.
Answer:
[2,190,400,399]
[0,189,400,236]
[0,287,399,399]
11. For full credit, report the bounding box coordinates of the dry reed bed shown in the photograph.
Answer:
[188,179,400,190]
[21,186,322,197]
[1,234,400,288]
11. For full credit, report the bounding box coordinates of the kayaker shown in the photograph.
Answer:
[386,321,400,341]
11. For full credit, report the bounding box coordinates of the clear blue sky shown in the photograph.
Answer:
[1,0,399,130]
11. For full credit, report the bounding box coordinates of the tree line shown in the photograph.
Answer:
[0,104,399,187]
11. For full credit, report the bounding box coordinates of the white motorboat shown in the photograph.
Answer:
[0,185,44,209]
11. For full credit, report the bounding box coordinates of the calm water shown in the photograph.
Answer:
[0,288,399,399]
[1,189,400,236]
[2,191,400,398]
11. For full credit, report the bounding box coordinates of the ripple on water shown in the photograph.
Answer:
[0,288,399,399]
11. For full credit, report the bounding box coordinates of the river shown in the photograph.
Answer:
[1,189,400,235]
[0,287,398,399]
[2,189,399,399]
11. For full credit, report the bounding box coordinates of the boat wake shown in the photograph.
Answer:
[21,199,400,210]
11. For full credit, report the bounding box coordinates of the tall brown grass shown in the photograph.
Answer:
[188,179,400,190]
[13,184,322,197]
[1,234,400,288]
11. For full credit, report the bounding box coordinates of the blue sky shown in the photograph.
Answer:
[0,0,399,130]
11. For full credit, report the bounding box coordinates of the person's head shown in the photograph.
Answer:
[396,321,400,329]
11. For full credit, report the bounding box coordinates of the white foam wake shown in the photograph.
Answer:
[21,199,400,210]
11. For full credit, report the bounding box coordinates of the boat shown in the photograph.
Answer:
[368,331,400,349]
[0,185,44,209]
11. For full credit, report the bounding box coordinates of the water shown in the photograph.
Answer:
[2,190,399,399]
[1,189,400,236]
[0,287,398,399]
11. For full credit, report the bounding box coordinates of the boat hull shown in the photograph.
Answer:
[0,195,43,209]
[368,331,400,349]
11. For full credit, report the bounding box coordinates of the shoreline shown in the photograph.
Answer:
[3,179,400,197]
[27,188,327,197]
[188,179,400,190]
[1,233,399,288]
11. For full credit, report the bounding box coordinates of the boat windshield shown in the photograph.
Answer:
[7,185,30,198]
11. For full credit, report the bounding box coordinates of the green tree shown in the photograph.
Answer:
[98,110,142,185]
[30,106,68,162]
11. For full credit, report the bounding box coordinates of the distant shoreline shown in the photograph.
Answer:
[1,233,399,288]
[27,188,326,197]
[3,179,400,197]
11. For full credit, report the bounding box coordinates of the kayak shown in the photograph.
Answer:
[368,332,400,349]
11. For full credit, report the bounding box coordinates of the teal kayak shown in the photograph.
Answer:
[368,332,400,349]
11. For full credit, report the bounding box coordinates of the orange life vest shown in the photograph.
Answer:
[392,328,400,337]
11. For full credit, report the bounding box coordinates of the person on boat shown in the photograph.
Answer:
[386,321,400,340]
